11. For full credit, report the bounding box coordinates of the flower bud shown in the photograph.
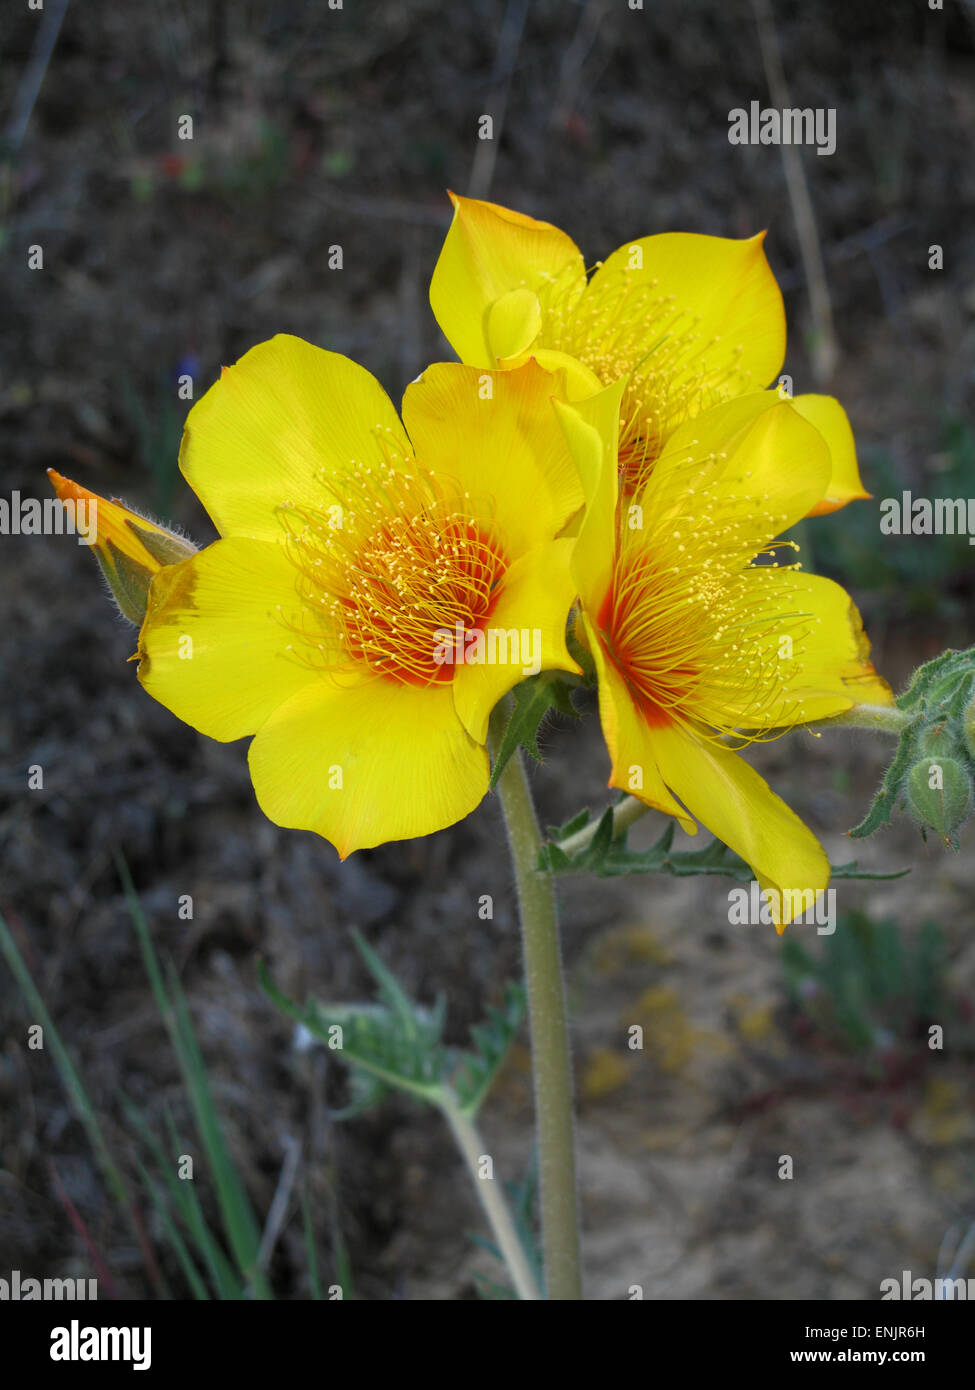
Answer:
[962,696,975,764]
[918,721,963,762]
[905,756,973,839]
[47,470,196,625]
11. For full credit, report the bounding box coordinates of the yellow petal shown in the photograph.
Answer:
[138,537,320,742]
[179,335,406,541]
[648,394,832,549]
[581,614,694,830]
[581,231,785,409]
[498,347,604,401]
[647,719,830,929]
[402,359,584,556]
[487,288,543,361]
[247,677,488,856]
[731,570,894,724]
[554,377,628,608]
[430,193,586,367]
[451,538,581,743]
[790,394,871,515]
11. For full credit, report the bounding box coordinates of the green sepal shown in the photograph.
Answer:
[488,674,580,790]
[96,523,195,626]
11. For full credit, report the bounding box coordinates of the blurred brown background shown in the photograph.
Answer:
[2,0,975,1300]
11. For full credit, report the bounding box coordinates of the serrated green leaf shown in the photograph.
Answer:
[548,680,581,719]
[849,715,922,837]
[488,675,578,789]
[329,1067,390,1121]
[258,962,446,1105]
[537,812,908,883]
[588,806,615,860]
[537,842,572,873]
[827,862,910,881]
[349,927,424,1038]
[547,808,591,839]
[946,670,975,719]
[468,1156,542,1298]
[451,981,526,1117]
[896,649,958,710]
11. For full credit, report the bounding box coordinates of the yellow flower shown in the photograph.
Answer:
[556,384,893,928]
[430,193,868,513]
[136,336,584,857]
[46,469,196,624]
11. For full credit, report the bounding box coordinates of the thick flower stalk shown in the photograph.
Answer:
[134,337,585,857]
[430,193,867,511]
[556,383,893,927]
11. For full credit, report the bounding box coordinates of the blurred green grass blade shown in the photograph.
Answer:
[158,1108,243,1300]
[305,1174,357,1301]
[0,908,129,1210]
[120,1093,241,1300]
[116,854,172,1026]
[116,854,270,1299]
[333,1221,355,1301]
[301,1189,324,1301]
[134,1160,210,1300]
[165,965,271,1298]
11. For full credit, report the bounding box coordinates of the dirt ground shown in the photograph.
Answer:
[2,1,975,1300]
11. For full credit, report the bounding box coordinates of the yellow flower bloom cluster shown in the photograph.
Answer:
[53,194,893,923]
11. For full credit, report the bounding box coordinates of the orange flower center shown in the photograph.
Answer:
[278,463,506,686]
[597,492,815,746]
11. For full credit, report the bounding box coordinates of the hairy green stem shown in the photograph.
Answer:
[489,711,581,1300]
[439,1091,541,1301]
[557,794,651,857]
[813,704,911,734]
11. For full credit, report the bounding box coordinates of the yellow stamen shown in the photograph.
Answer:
[600,445,818,746]
[276,461,506,686]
